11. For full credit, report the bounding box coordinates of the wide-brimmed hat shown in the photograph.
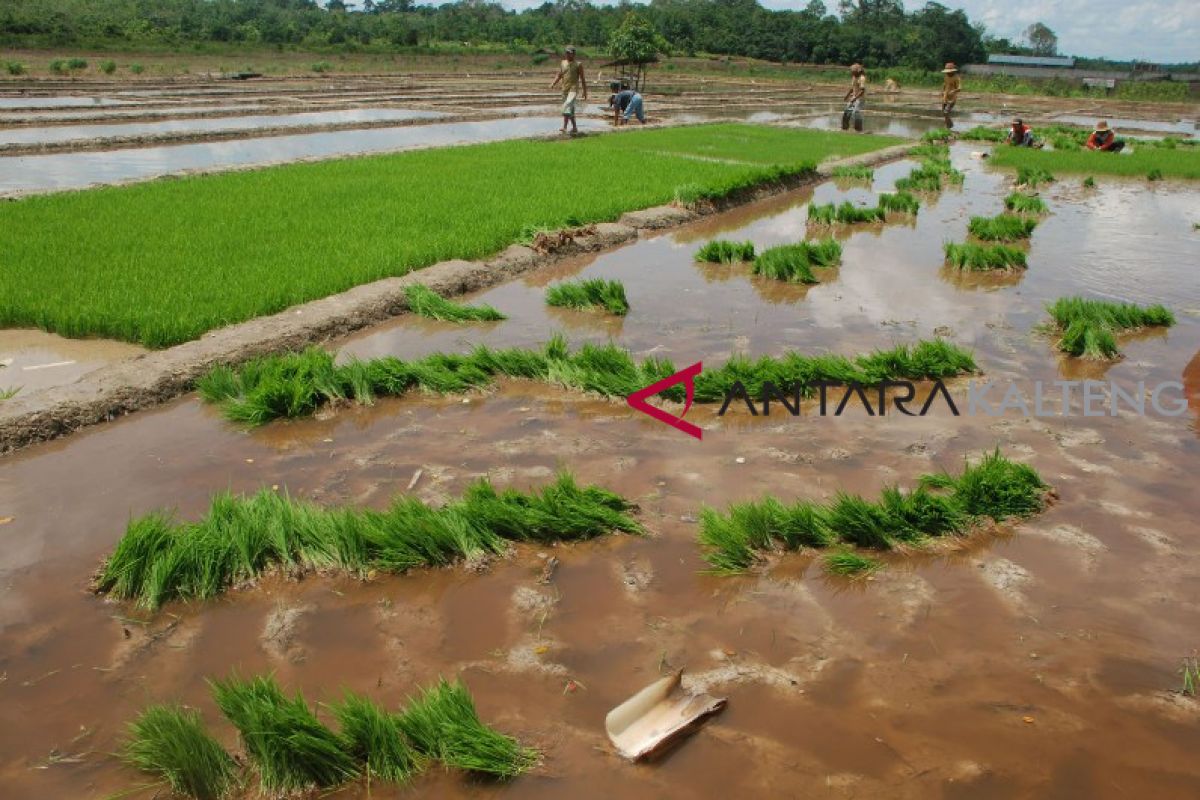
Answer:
[1095,120,1110,131]
[942,62,958,73]
[850,63,864,73]
[564,46,576,55]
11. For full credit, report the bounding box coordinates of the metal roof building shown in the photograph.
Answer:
[987,54,1076,68]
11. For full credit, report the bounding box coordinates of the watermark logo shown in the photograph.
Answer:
[626,361,703,440]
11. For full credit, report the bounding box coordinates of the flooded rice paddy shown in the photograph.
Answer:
[1,139,1198,798]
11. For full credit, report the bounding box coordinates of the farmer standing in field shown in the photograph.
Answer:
[940,63,961,115]
[842,63,867,132]
[550,46,588,135]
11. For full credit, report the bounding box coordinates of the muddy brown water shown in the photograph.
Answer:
[0,330,146,396]
[1,144,1199,798]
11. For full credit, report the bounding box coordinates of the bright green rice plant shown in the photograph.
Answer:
[1003,192,1048,215]
[545,278,629,316]
[96,472,641,608]
[831,164,874,181]
[1181,656,1199,697]
[823,550,883,577]
[698,450,1048,572]
[943,242,1027,271]
[877,191,920,215]
[968,213,1038,242]
[1045,297,1175,359]
[922,129,953,144]
[211,675,357,794]
[404,284,505,322]
[122,704,237,800]
[752,239,842,283]
[909,143,950,159]
[397,679,537,778]
[694,239,756,263]
[331,692,423,783]
[807,201,885,224]
[1147,168,1164,181]
[960,126,1006,143]
[1016,165,1055,187]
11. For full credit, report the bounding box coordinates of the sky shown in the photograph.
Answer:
[345,0,1197,63]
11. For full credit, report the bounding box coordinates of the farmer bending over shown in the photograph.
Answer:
[842,63,867,132]
[1004,118,1036,147]
[608,81,646,125]
[1086,120,1125,152]
[549,46,588,135]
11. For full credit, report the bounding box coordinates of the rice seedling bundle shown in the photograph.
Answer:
[404,285,505,322]
[397,679,537,777]
[968,213,1038,241]
[943,243,1027,271]
[1046,297,1175,359]
[960,126,1006,143]
[211,675,357,793]
[823,550,883,577]
[197,334,975,426]
[1016,165,1055,187]
[877,191,921,215]
[922,129,953,144]
[1003,192,1048,215]
[694,239,756,263]
[96,471,642,608]
[331,692,423,783]
[831,164,874,181]
[909,143,951,159]
[698,450,1048,572]
[751,239,842,283]
[122,705,236,800]
[545,278,629,316]
[807,201,886,224]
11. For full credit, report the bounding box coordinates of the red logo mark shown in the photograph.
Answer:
[626,361,703,440]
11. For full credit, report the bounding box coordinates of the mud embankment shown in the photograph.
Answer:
[0,143,914,454]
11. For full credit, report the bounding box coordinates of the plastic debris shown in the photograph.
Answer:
[605,669,726,760]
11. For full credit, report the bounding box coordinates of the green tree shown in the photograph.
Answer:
[1023,22,1057,56]
[608,11,668,63]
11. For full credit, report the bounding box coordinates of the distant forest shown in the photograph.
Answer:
[3,1,1193,72]
[2,0,990,70]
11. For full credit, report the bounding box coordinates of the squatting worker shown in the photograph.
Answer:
[549,45,588,135]
[1004,118,1036,147]
[1086,120,1126,152]
[941,62,961,115]
[842,63,867,132]
[608,81,646,126]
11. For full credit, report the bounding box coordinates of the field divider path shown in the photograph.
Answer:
[0,140,915,454]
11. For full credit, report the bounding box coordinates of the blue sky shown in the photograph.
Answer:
[341,1,1198,62]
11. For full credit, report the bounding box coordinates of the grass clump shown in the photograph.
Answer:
[545,278,629,316]
[122,705,237,800]
[824,550,883,577]
[331,692,423,783]
[211,675,357,794]
[95,471,641,609]
[5,61,25,75]
[1046,297,1175,360]
[404,285,505,323]
[877,191,920,215]
[922,129,953,144]
[698,450,1048,572]
[908,143,950,160]
[397,679,537,778]
[1004,192,1048,215]
[695,239,756,263]
[0,125,901,347]
[831,164,874,181]
[808,201,885,224]
[968,213,1038,242]
[894,158,963,193]
[944,242,1027,271]
[1147,168,1164,181]
[752,239,842,283]
[1083,176,1096,188]
[1181,656,1199,697]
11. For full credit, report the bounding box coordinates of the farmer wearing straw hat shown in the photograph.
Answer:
[1086,120,1126,152]
[941,63,961,115]
[549,45,588,135]
[841,63,867,132]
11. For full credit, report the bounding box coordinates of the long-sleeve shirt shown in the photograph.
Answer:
[1086,130,1119,150]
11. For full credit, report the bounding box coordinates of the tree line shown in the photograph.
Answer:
[2,0,996,70]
